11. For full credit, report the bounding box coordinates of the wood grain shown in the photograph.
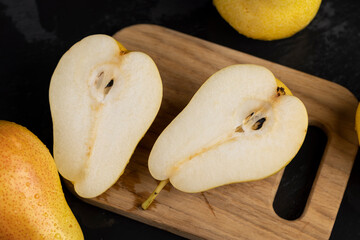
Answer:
[65,24,358,239]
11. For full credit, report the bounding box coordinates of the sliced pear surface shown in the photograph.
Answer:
[148,64,307,193]
[50,35,162,198]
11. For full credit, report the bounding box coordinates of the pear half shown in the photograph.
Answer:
[49,35,162,198]
[144,64,307,208]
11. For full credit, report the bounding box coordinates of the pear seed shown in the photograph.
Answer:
[95,71,104,89]
[245,112,254,122]
[104,79,114,95]
[252,117,266,130]
[235,125,244,133]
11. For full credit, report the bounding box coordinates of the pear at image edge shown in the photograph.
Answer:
[148,64,308,195]
[213,0,322,41]
[0,120,83,239]
[49,34,163,198]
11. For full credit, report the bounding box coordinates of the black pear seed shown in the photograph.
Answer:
[252,117,266,130]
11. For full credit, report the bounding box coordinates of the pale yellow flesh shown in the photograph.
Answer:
[0,121,83,239]
[213,0,322,40]
[49,35,163,198]
[148,64,308,193]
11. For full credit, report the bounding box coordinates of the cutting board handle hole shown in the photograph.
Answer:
[273,126,327,220]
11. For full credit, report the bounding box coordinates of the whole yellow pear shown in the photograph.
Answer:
[214,0,322,40]
[0,120,83,239]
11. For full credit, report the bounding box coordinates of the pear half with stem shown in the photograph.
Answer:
[142,64,307,209]
[50,35,162,198]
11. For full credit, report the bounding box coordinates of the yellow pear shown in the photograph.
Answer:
[213,0,322,40]
[355,103,360,145]
[0,120,83,239]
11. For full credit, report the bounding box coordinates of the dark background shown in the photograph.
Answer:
[1,0,360,239]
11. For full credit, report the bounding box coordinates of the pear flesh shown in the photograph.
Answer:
[149,64,308,193]
[50,35,162,198]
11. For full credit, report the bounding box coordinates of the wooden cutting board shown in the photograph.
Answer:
[66,24,359,239]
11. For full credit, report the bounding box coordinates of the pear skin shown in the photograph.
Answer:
[213,0,322,40]
[0,120,83,239]
[355,103,360,145]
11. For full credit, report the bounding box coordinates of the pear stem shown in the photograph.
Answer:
[141,179,169,210]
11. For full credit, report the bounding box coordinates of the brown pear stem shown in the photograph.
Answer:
[141,179,169,210]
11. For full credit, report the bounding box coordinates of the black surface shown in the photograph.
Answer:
[1,0,360,239]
